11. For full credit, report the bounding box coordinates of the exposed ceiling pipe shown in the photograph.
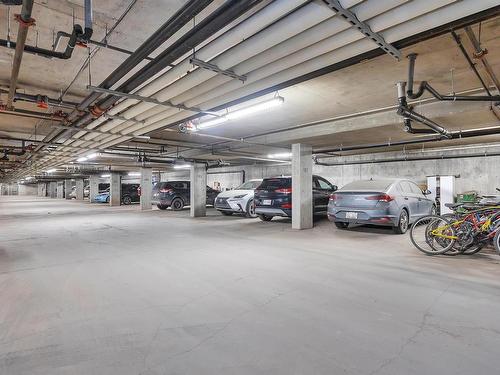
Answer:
[406,52,500,101]
[450,30,491,96]
[0,107,66,121]
[0,89,77,109]
[464,26,500,92]
[6,0,34,108]
[0,24,83,60]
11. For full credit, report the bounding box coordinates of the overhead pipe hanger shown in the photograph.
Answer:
[323,0,401,60]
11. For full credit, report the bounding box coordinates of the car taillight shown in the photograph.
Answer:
[281,202,292,209]
[365,194,394,202]
[329,193,342,201]
[275,187,292,194]
[160,188,173,193]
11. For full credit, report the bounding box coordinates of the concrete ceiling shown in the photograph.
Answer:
[0,0,499,179]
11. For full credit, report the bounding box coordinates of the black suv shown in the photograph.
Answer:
[122,183,140,205]
[254,175,337,221]
[151,181,219,210]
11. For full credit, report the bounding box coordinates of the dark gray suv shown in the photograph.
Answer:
[151,181,219,210]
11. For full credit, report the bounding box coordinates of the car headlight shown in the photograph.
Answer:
[231,194,247,199]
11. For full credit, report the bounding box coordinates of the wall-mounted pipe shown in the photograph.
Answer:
[312,125,500,154]
[0,89,77,109]
[314,151,500,167]
[6,0,34,108]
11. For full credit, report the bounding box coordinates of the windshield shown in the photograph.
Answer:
[236,180,262,190]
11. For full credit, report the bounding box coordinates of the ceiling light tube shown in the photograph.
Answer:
[173,164,191,169]
[46,168,57,173]
[100,174,111,178]
[77,156,88,162]
[196,96,285,130]
[267,152,292,159]
[128,172,141,176]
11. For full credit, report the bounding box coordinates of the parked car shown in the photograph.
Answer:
[94,184,140,204]
[94,187,110,203]
[254,175,337,221]
[327,179,436,234]
[214,179,263,217]
[151,181,219,210]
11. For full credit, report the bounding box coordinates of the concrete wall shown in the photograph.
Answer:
[160,150,500,196]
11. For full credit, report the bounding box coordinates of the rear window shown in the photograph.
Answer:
[258,178,291,190]
[340,180,393,191]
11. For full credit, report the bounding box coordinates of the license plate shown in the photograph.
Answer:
[262,199,272,205]
[346,212,358,219]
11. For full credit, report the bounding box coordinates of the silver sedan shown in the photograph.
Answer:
[327,179,436,234]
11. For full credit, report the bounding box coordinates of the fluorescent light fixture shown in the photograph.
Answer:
[226,96,284,120]
[173,164,191,169]
[87,153,99,159]
[128,172,141,176]
[26,176,34,180]
[134,135,151,140]
[100,174,111,178]
[196,96,284,130]
[196,116,228,130]
[46,168,57,173]
[77,156,88,162]
[268,152,292,159]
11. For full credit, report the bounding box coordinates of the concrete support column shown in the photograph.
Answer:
[89,175,99,203]
[140,168,152,210]
[75,179,84,200]
[48,181,57,198]
[110,173,121,206]
[190,163,207,217]
[64,180,72,199]
[292,143,313,230]
[37,183,46,197]
[57,181,64,198]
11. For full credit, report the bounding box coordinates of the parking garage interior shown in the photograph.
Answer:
[1,1,500,374]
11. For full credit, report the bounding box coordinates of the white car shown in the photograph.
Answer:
[214,179,263,217]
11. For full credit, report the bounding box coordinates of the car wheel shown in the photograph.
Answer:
[334,222,349,229]
[258,214,273,222]
[220,211,233,216]
[122,195,132,205]
[431,205,437,215]
[171,198,184,211]
[393,209,409,234]
[106,196,110,203]
[246,199,257,218]
[157,204,168,210]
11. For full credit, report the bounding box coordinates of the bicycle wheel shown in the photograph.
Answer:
[410,215,456,255]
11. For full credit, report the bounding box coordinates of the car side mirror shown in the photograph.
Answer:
[423,189,431,195]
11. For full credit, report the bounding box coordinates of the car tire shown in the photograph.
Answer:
[494,229,500,256]
[246,199,257,218]
[334,222,349,229]
[431,205,437,215]
[258,214,273,222]
[122,195,132,205]
[157,204,168,210]
[171,198,184,211]
[393,209,409,234]
[106,196,110,203]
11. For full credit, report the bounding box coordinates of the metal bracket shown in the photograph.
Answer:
[87,85,222,118]
[190,57,247,82]
[323,0,401,60]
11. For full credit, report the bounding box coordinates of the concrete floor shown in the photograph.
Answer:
[1,196,500,375]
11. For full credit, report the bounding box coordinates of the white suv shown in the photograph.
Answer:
[214,179,263,218]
